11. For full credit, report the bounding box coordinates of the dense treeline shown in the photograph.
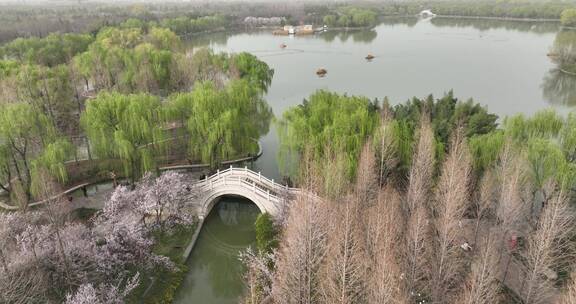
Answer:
[561,8,576,26]
[0,2,235,43]
[0,33,93,67]
[158,15,229,36]
[322,6,378,28]
[379,0,576,20]
[278,91,498,180]
[247,90,576,304]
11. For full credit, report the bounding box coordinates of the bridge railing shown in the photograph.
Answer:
[194,166,298,202]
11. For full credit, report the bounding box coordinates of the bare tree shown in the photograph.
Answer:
[366,187,408,304]
[521,189,575,304]
[429,129,473,303]
[373,108,399,185]
[494,143,529,288]
[319,145,350,200]
[271,191,329,304]
[355,142,378,207]
[402,117,435,300]
[321,195,368,304]
[496,143,528,236]
[473,170,498,244]
[405,116,435,212]
[457,234,501,304]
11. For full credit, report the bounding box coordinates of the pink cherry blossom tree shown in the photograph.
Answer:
[135,171,196,231]
[65,273,140,304]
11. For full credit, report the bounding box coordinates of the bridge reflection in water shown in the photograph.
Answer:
[173,197,259,304]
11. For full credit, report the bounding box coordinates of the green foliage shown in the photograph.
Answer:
[0,60,20,79]
[504,110,564,142]
[159,15,228,35]
[560,113,576,161]
[13,64,76,133]
[81,92,165,181]
[147,27,181,51]
[373,117,415,174]
[0,103,70,203]
[120,18,148,30]
[167,80,271,167]
[561,8,576,27]
[549,30,576,74]
[527,138,568,190]
[277,90,379,178]
[255,213,278,253]
[469,131,505,172]
[228,52,274,93]
[323,6,378,28]
[0,33,94,66]
[128,224,195,304]
[279,91,499,180]
[495,109,576,191]
[393,92,498,147]
[31,138,74,195]
[74,26,181,94]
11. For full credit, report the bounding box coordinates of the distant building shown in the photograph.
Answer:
[274,25,314,35]
[282,25,295,35]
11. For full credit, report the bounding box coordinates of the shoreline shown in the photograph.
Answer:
[433,14,559,23]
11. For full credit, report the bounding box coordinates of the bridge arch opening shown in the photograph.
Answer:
[200,196,261,247]
[200,191,271,220]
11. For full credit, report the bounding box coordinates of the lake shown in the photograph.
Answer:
[174,17,576,303]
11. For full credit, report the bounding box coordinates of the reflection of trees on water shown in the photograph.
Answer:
[204,245,246,298]
[183,30,231,49]
[194,199,259,298]
[542,68,576,106]
[430,17,559,33]
[216,199,260,226]
[379,17,419,27]
[319,29,377,43]
[549,30,576,74]
[542,29,576,107]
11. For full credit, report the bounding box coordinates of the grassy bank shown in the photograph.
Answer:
[129,224,197,304]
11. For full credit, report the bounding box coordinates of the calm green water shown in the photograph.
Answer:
[175,17,576,303]
[174,197,259,304]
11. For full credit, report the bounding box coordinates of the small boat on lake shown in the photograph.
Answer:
[316,68,327,76]
[280,43,287,49]
[365,54,375,60]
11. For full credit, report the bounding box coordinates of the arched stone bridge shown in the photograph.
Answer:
[190,166,300,219]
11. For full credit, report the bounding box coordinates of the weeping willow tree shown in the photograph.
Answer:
[81,92,165,182]
[469,131,505,173]
[277,90,379,180]
[227,52,274,93]
[469,109,576,196]
[73,26,181,94]
[167,79,272,167]
[0,103,72,207]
